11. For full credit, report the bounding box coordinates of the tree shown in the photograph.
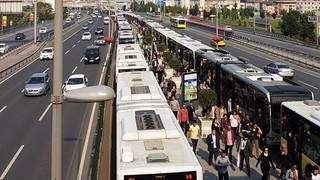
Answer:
[130,1,140,12]
[280,10,301,37]
[37,2,53,20]
[144,34,153,45]
[168,58,182,72]
[157,43,167,53]
[299,13,315,41]
[230,3,238,20]
[191,4,199,16]
[198,89,217,113]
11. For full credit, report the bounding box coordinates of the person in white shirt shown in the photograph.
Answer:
[286,164,299,180]
[312,166,320,180]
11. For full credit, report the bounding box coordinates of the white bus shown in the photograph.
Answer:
[116,71,203,180]
[280,100,320,177]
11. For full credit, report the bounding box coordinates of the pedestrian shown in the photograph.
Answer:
[167,77,176,95]
[279,144,291,176]
[229,110,240,136]
[221,114,230,131]
[211,117,221,135]
[288,132,298,164]
[156,65,164,85]
[188,120,201,154]
[215,150,230,180]
[285,164,299,180]
[219,104,227,123]
[179,103,189,137]
[206,129,220,165]
[152,59,158,75]
[170,85,177,99]
[256,146,276,180]
[227,98,233,115]
[237,132,253,177]
[249,123,262,158]
[223,125,235,162]
[239,114,251,134]
[187,100,195,123]
[169,96,180,118]
[161,82,168,98]
[311,166,320,180]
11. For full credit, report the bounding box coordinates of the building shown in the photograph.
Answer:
[297,1,320,13]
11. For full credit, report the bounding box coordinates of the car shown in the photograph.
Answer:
[63,74,88,94]
[94,27,104,35]
[98,14,102,18]
[66,18,72,23]
[95,36,106,45]
[210,35,226,47]
[82,24,89,30]
[15,33,26,40]
[224,25,232,31]
[88,19,94,24]
[103,17,109,25]
[24,73,51,96]
[39,27,48,33]
[82,32,92,40]
[0,43,9,54]
[77,15,81,19]
[90,13,97,18]
[40,47,54,60]
[263,62,294,79]
[83,46,101,64]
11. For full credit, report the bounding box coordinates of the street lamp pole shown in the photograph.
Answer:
[52,0,63,178]
[34,0,37,43]
[215,0,218,49]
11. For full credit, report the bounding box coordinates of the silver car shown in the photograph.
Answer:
[24,73,51,96]
[263,62,294,79]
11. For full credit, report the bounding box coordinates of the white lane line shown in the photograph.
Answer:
[65,50,70,54]
[77,43,112,180]
[72,66,78,74]
[72,45,76,48]
[298,80,319,90]
[0,106,7,113]
[39,103,52,121]
[63,29,81,43]
[21,89,24,93]
[0,145,25,180]
[43,68,49,73]
[80,57,84,62]
[78,40,80,43]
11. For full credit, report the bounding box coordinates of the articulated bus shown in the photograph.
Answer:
[280,100,320,177]
[195,49,314,145]
[170,16,187,28]
[116,72,203,180]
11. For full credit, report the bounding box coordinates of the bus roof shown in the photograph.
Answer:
[282,100,320,126]
[117,44,142,54]
[116,71,167,106]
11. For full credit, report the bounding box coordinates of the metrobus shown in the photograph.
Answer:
[170,16,187,28]
[116,72,203,180]
[195,49,314,145]
[280,100,320,177]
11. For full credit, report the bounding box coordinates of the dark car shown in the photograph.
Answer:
[83,46,101,64]
[95,27,104,35]
[15,33,26,40]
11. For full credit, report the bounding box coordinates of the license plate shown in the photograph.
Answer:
[89,60,94,62]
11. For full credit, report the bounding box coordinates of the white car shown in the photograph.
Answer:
[66,18,72,23]
[39,27,48,34]
[63,74,88,94]
[40,47,54,60]
[224,25,232,31]
[82,32,92,40]
[0,43,9,54]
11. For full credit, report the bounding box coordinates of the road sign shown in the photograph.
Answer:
[157,0,164,7]
[308,16,316,23]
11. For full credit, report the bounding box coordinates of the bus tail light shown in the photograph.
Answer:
[128,178,135,180]
[186,174,193,179]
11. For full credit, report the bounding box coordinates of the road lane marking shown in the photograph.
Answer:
[78,40,80,43]
[65,50,70,54]
[298,80,318,90]
[0,145,24,180]
[0,106,7,113]
[80,57,84,62]
[39,103,52,121]
[72,66,78,73]
[72,45,76,48]
[43,68,49,73]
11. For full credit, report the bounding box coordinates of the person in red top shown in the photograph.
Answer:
[221,113,231,131]
[179,103,189,137]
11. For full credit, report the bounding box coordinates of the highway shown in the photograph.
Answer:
[143,15,320,100]
[0,16,110,180]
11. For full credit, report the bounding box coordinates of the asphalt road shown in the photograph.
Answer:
[0,16,110,180]
[143,15,320,100]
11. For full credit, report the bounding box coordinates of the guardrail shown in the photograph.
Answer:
[0,20,54,37]
[232,34,320,72]
[0,41,46,79]
[187,20,234,40]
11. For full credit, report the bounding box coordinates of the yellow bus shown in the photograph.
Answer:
[280,100,320,177]
[170,16,186,28]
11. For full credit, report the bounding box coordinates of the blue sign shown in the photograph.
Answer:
[157,0,164,7]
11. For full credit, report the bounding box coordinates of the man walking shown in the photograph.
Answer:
[237,132,253,177]
[189,120,201,154]
[179,103,189,137]
[223,125,235,162]
[169,96,180,118]
[187,100,195,123]
[206,129,220,165]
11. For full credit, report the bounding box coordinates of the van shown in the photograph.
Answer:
[83,46,101,64]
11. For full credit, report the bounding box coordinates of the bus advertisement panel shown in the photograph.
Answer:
[182,72,198,102]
